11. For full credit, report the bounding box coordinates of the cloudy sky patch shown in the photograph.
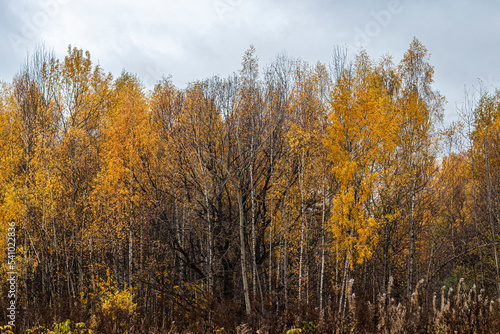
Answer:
[1,0,499,124]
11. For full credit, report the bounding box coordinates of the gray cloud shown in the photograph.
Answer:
[1,0,499,125]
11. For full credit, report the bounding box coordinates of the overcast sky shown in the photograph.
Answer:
[1,0,500,124]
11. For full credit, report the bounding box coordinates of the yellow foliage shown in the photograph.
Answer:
[100,287,137,321]
[326,50,399,267]
[92,267,137,326]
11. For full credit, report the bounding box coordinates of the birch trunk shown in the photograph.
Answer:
[237,185,252,315]
[298,147,306,301]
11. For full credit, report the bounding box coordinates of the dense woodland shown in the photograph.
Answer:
[1,38,500,333]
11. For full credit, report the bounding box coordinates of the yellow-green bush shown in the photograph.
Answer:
[100,286,137,322]
[26,319,92,334]
[90,268,137,333]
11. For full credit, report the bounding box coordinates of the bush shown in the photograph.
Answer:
[90,268,137,333]
[26,319,92,334]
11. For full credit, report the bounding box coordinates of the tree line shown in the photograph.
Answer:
[1,38,500,332]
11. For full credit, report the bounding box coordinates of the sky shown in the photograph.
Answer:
[1,0,500,125]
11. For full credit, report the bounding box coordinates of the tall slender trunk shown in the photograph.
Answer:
[338,254,350,315]
[250,158,257,299]
[128,118,134,287]
[237,185,252,315]
[203,186,213,290]
[383,221,389,293]
[471,147,485,287]
[484,144,500,294]
[196,146,213,290]
[269,136,274,298]
[64,233,72,311]
[52,204,59,296]
[140,215,144,300]
[235,111,251,315]
[129,154,134,286]
[335,227,339,298]
[426,216,437,285]
[298,147,306,301]
[275,194,284,310]
[407,173,417,299]
[173,186,180,282]
[319,181,326,311]
[90,238,95,293]
[284,208,289,310]
[276,174,290,310]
